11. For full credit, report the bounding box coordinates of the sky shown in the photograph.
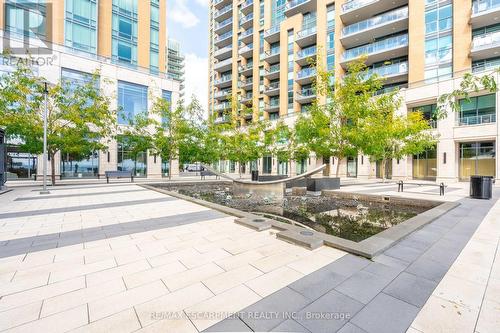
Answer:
[167,0,210,111]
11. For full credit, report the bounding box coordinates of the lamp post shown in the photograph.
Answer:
[40,82,50,195]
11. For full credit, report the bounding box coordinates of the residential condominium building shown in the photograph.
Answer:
[208,0,500,183]
[0,0,181,180]
[166,38,185,99]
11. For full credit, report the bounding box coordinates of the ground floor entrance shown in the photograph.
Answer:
[459,141,496,181]
[413,147,437,181]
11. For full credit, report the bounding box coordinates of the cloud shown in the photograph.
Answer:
[183,53,208,116]
[169,0,200,28]
[194,0,209,7]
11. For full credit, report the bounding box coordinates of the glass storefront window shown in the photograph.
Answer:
[459,141,496,181]
[61,151,98,178]
[263,156,272,174]
[347,156,358,178]
[6,149,37,180]
[117,81,148,125]
[162,160,169,177]
[413,147,437,180]
[278,160,288,175]
[117,135,147,177]
[296,158,307,175]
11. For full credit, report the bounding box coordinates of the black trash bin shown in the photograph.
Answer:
[251,170,259,181]
[470,175,493,200]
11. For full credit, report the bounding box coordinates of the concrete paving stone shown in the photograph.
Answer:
[41,278,126,317]
[250,251,304,273]
[162,262,225,291]
[86,259,151,286]
[180,248,231,269]
[384,244,425,263]
[432,274,485,311]
[204,316,252,332]
[410,295,478,333]
[271,319,311,332]
[336,322,369,333]
[89,280,169,322]
[135,282,214,328]
[0,275,85,311]
[239,287,312,332]
[350,293,419,333]
[49,258,117,283]
[383,272,438,307]
[296,290,364,333]
[215,250,265,271]
[186,285,261,331]
[475,298,500,333]
[4,304,88,333]
[289,266,349,300]
[361,262,404,280]
[0,301,42,331]
[446,260,491,285]
[287,253,335,275]
[148,248,201,267]
[245,266,304,298]
[203,264,263,294]
[335,270,394,304]
[372,254,410,270]
[0,273,49,298]
[71,308,141,333]
[324,254,371,277]
[138,315,199,333]
[406,257,451,282]
[123,260,186,289]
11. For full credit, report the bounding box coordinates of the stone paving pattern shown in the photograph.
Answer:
[206,189,500,333]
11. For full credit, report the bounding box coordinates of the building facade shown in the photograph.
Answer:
[208,0,500,182]
[0,0,182,180]
[166,38,185,99]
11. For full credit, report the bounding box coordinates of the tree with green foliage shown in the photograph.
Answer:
[0,60,115,185]
[358,90,437,180]
[295,56,384,177]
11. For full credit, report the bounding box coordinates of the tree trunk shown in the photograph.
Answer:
[169,155,172,180]
[50,153,56,186]
[381,159,387,182]
[335,157,341,178]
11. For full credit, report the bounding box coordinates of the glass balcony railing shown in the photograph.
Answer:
[238,78,253,87]
[214,90,231,98]
[265,47,280,57]
[239,62,253,71]
[297,67,316,79]
[367,61,408,77]
[266,64,280,74]
[265,81,280,91]
[297,25,317,39]
[297,88,316,97]
[215,75,232,84]
[342,6,408,37]
[343,34,408,61]
[472,0,500,15]
[286,0,310,10]
[240,13,254,25]
[297,46,317,59]
[239,28,254,39]
[214,115,230,124]
[268,98,280,107]
[215,5,232,18]
[216,18,232,29]
[265,25,280,37]
[239,43,254,54]
[241,93,253,100]
[456,114,496,126]
[214,58,232,68]
[215,31,232,42]
[472,30,500,50]
[241,0,254,10]
[214,46,232,57]
[215,102,231,110]
[342,0,378,13]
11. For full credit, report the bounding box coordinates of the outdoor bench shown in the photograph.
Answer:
[397,180,446,196]
[105,171,134,183]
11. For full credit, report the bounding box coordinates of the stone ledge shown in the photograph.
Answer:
[276,229,324,250]
[234,217,273,231]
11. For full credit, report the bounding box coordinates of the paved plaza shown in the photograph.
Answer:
[0,181,498,332]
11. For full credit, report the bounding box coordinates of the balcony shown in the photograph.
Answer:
[214,31,233,48]
[239,43,254,58]
[296,45,317,66]
[263,82,280,96]
[340,0,408,25]
[471,31,500,60]
[238,62,254,76]
[263,47,281,64]
[214,45,232,60]
[214,89,231,100]
[214,0,231,9]
[367,60,408,84]
[296,25,317,48]
[214,115,230,124]
[240,13,254,29]
[239,27,254,44]
[296,67,316,84]
[214,4,232,22]
[214,102,231,111]
[238,78,253,90]
[264,25,281,43]
[341,33,408,67]
[472,0,500,28]
[241,0,254,15]
[456,114,496,126]
[264,64,280,80]
[215,17,233,34]
[296,88,316,104]
[241,93,253,104]
[341,6,409,49]
[214,57,233,72]
[214,75,233,88]
[265,99,280,112]
[285,0,317,17]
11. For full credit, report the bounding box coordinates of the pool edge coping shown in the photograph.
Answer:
[139,183,460,259]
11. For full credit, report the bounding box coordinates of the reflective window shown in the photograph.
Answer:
[117,135,147,176]
[112,0,138,65]
[459,141,496,180]
[117,81,148,124]
[65,0,97,53]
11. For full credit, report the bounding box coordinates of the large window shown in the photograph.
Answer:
[61,151,99,178]
[459,142,495,181]
[112,0,138,65]
[117,81,148,125]
[5,0,47,38]
[61,67,97,90]
[263,156,272,174]
[65,0,97,53]
[347,156,357,178]
[296,158,307,175]
[413,147,437,180]
[412,103,438,128]
[117,135,147,176]
[150,1,160,73]
[459,94,496,126]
